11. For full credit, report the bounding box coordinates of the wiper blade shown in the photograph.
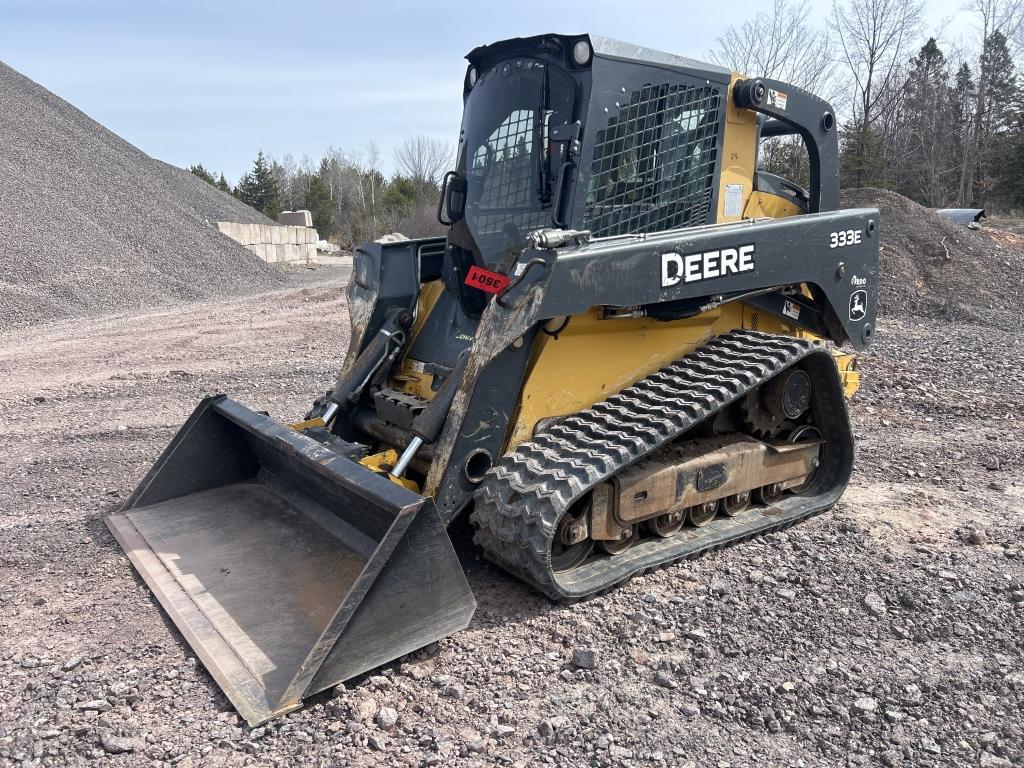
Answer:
[536,67,552,206]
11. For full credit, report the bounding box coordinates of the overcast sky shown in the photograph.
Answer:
[1,0,977,183]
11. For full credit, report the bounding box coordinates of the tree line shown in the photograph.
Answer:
[712,0,1024,210]
[190,137,452,246]
[191,0,1024,240]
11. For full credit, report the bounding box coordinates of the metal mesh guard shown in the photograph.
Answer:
[584,82,722,237]
[472,108,551,243]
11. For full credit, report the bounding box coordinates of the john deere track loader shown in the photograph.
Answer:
[108,34,879,725]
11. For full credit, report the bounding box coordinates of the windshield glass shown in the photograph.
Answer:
[449,57,574,270]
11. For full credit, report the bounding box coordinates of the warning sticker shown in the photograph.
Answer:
[464,265,509,294]
[767,88,788,111]
[724,184,744,217]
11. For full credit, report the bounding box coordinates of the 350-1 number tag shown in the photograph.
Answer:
[464,265,510,294]
[829,229,863,248]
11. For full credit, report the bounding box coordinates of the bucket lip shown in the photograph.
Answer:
[107,510,295,726]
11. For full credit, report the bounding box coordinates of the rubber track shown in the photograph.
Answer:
[471,329,850,602]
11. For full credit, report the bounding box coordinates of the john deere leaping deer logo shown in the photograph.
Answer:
[849,290,867,322]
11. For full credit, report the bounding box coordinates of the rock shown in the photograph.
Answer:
[980,754,1012,767]
[375,707,399,730]
[685,628,708,642]
[76,699,112,712]
[492,725,515,740]
[966,529,989,545]
[571,648,596,670]
[654,671,678,689]
[99,731,136,754]
[853,696,877,713]
[777,588,797,600]
[61,656,83,672]
[352,696,379,721]
[903,684,923,704]
[864,592,887,616]
[20,656,40,669]
[710,580,731,597]
[375,232,409,244]
[920,736,941,755]
[680,702,700,718]
[249,727,266,741]
[537,716,569,740]
[443,683,464,699]
[367,734,386,751]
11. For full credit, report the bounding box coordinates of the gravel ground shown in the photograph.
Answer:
[1,264,1021,767]
[0,61,283,332]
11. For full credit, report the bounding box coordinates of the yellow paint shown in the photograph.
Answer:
[506,304,857,450]
[392,280,444,401]
[289,417,325,431]
[834,353,861,398]
[358,449,420,491]
[716,76,759,223]
[743,190,804,219]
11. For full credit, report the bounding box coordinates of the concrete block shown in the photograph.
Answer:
[277,210,313,227]
[247,224,259,245]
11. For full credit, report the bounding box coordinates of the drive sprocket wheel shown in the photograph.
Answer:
[740,389,784,437]
[741,367,812,437]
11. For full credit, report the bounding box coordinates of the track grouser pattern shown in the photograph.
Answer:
[472,330,854,601]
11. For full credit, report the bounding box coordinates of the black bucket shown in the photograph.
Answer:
[107,396,476,725]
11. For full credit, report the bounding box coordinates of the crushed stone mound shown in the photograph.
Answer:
[0,61,284,332]
[842,188,1024,324]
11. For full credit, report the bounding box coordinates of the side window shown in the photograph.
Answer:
[585,83,722,237]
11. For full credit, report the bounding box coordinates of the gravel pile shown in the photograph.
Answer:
[0,61,283,332]
[842,188,1024,325]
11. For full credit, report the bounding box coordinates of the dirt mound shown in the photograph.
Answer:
[842,188,1024,324]
[0,61,284,332]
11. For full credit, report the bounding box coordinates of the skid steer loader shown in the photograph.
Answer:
[108,34,879,725]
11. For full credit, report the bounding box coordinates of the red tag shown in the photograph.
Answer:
[464,265,510,294]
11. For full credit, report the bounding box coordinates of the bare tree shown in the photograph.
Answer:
[393,136,454,186]
[712,0,840,99]
[832,0,924,126]
[712,0,842,187]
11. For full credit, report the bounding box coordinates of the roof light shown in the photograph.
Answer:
[572,40,592,66]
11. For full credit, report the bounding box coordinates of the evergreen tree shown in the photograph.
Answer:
[216,173,231,194]
[303,172,334,238]
[975,31,1017,203]
[189,164,216,185]
[899,39,954,205]
[234,152,281,218]
[839,120,889,189]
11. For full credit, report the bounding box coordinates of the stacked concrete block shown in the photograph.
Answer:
[277,210,314,227]
[216,221,319,265]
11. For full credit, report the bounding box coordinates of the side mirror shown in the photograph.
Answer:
[437,171,468,226]
[447,175,467,222]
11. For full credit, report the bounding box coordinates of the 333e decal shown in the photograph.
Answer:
[829,229,863,248]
